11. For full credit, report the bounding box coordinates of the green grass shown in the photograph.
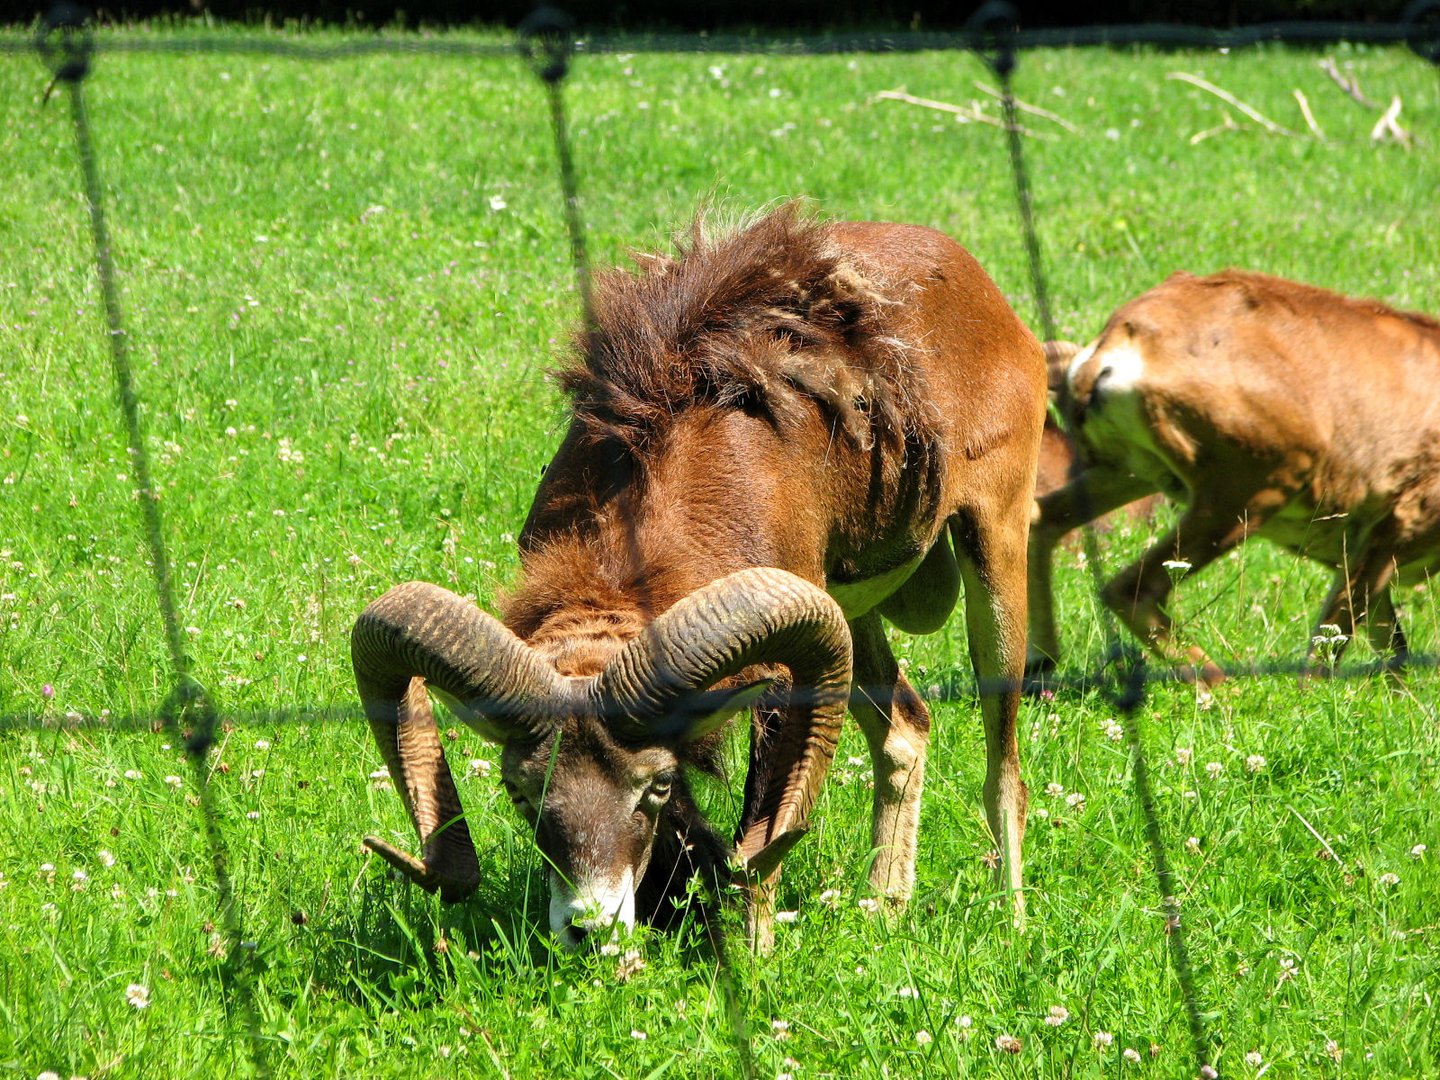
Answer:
[2,25,1439,1079]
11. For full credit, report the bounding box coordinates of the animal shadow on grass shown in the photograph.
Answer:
[305,837,729,1005]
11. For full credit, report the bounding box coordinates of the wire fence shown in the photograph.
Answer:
[11,3,1440,1076]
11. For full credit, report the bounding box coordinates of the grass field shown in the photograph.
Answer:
[2,24,1439,1079]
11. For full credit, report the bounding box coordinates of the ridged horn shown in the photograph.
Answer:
[595,566,852,876]
[351,580,573,900]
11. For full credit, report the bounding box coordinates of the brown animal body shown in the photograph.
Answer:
[352,205,1046,949]
[1028,270,1440,695]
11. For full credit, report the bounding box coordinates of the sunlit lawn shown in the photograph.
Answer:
[1,24,1438,1078]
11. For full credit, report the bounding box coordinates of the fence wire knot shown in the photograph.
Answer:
[1404,0,1440,64]
[163,673,219,757]
[1098,642,1149,715]
[518,6,576,84]
[36,1,93,88]
[968,1,1020,78]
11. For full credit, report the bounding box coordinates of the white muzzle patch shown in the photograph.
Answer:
[550,867,637,950]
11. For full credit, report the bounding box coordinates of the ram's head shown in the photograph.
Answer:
[352,567,851,948]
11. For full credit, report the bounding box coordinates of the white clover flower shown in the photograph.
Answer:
[630,1030,646,1041]
[489,195,507,212]
[771,1019,791,1039]
[164,775,183,788]
[1185,836,1202,853]
[1102,718,1125,742]
[125,983,150,1009]
[1175,747,1193,767]
[1205,761,1223,779]
[246,811,260,821]
[915,1030,932,1045]
[897,986,919,1000]
[1065,791,1087,811]
[1244,1050,1263,1068]
[1044,782,1065,798]
[1409,844,1427,859]
[124,769,142,780]
[775,910,798,924]
[254,739,271,751]
[857,897,880,913]
[1123,1047,1141,1064]
[1245,754,1267,773]
[996,1033,1022,1053]
[1093,1031,1114,1049]
[1378,872,1400,888]
[1044,1005,1069,1026]
[98,849,115,868]
[615,949,645,982]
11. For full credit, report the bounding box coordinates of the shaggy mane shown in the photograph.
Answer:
[556,203,936,456]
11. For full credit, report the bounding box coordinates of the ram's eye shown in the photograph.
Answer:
[647,774,675,801]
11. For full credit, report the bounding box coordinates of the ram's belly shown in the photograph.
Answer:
[826,553,926,621]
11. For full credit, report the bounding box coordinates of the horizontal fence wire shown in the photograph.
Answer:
[6,650,1439,736]
[9,7,1440,1077]
[3,18,1440,58]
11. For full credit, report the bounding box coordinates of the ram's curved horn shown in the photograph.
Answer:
[1042,339,1084,394]
[595,567,852,876]
[351,580,573,900]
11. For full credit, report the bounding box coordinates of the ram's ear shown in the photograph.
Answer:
[680,678,775,743]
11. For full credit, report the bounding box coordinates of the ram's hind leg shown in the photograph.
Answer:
[952,508,1029,929]
[850,610,930,905]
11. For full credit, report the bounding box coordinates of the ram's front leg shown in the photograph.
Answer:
[953,511,1029,930]
[1028,468,1158,681]
[1104,490,1284,701]
[849,611,930,905]
[1308,545,1403,679]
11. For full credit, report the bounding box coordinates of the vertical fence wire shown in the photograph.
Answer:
[516,15,759,1076]
[39,9,271,1075]
[974,3,1216,1073]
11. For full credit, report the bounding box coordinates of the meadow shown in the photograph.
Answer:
[1,22,1438,1079]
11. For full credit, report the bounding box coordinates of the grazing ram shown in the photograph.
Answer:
[352,205,1046,949]
[1027,269,1440,697]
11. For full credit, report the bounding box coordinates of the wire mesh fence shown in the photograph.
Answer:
[5,4,1440,1076]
